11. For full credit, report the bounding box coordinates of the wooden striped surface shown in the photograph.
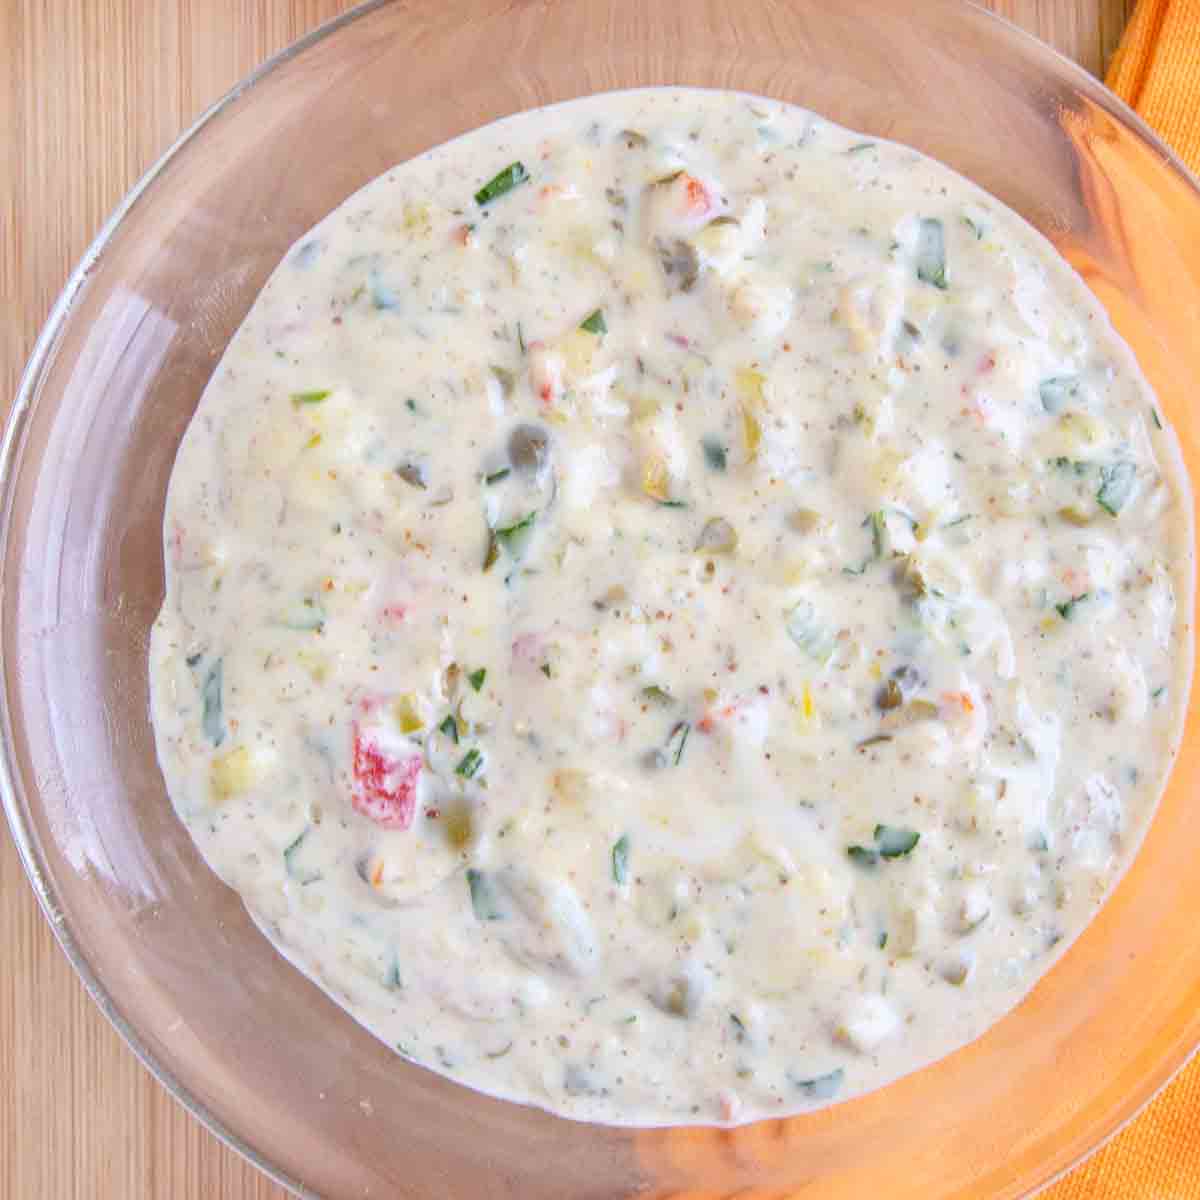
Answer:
[0,2,1137,1196]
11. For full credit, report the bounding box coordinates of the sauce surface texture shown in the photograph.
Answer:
[150,88,1193,1126]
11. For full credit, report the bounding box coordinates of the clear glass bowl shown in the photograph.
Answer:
[6,1,1200,1196]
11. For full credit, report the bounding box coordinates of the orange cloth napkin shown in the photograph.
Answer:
[1046,5,1200,1196]
[1105,0,1200,174]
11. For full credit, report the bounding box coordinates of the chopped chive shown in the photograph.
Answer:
[291,389,331,407]
[611,834,631,885]
[877,931,888,950]
[474,161,530,207]
[438,714,459,744]
[202,659,225,746]
[539,662,552,678]
[467,668,487,692]
[456,747,484,779]
[495,511,538,558]
[640,684,674,707]
[915,217,947,290]
[1151,407,1163,430]
[580,308,607,335]
[1097,461,1136,516]
[846,142,875,155]
[485,467,511,486]
[1055,592,1090,620]
[666,720,691,766]
[702,437,727,471]
[657,499,689,509]
[517,321,526,354]
[865,509,886,559]
[729,1013,748,1042]
[405,397,418,414]
[466,868,503,920]
[874,824,920,858]
[283,828,308,873]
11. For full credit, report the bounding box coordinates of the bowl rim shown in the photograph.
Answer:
[4,1,1199,1196]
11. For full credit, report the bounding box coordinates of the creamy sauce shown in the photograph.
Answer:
[149,89,1193,1126]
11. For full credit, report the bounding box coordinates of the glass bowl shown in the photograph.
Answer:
[6,1,1200,1196]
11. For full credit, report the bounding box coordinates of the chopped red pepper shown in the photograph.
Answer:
[351,723,422,829]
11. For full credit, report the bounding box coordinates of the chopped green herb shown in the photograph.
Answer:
[516,321,526,354]
[1097,461,1136,516]
[611,834,631,885]
[793,1067,844,1101]
[539,662,552,678]
[640,684,675,707]
[405,397,418,414]
[962,215,985,240]
[1055,592,1090,620]
[875,824,920,858]
[666,720,691,766]
[866,509,887,559]
[846,845,878,868]
[387,960,403,990]
[484,467,511,486]
[466,868,503,921]
[495,511,538,557]
[456,747,484,779]
[438,714,459,744]
[846,142,875,155]
[474,161,530,207]
[877,931,888,950]
[1152,407,1163,430]
[291,389,331,407]
[729,1013,747,1042]
[701,437,728,471]
[467,668,487,692]
[916,217,947,289]
[202,659,225,746]
[657,499,689,509]
[283,828,308,873]
[1038,376,1080,414]
[185,651,203,668]
[579,308,607,335]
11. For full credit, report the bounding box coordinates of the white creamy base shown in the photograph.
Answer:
[150,88,1192,1126]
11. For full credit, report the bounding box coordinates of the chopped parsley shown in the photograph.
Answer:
[579,308,607,335]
